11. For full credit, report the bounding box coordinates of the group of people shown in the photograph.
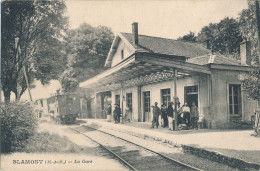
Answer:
[106,103,131,123]
[151,101,199,130]
[106,100,199,130]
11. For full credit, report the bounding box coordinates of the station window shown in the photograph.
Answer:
[144,91,150,112]
[40,100,43,107]
[67,98,73,105]
[126,93,132,111]
[186,85,198,94]
[161,88,171,106]
[121,50,124,59]
[229,84,242,115]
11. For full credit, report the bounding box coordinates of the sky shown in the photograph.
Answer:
[3,0,249,101]
[66,0,248,39]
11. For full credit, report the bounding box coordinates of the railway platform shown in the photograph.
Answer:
[79,118,260,170]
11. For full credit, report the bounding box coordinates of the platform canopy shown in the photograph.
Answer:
[79,52,211,92]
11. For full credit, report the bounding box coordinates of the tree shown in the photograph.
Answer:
[240,0,260,102]
[242,66,260,100]
[240,0,260,64]
[1,0,68,102]
[60,23,114,92]
[197,17,243,58]
[177,31,196,42]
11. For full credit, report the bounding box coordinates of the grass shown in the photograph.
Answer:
[22,132,84,153]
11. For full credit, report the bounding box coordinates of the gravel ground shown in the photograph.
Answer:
[83,124,240,171]
[1,116,128,171]
[86,119,260,166]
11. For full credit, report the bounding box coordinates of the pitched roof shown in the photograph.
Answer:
[121,32,210,58]
[187,53,242,66]
[106,32,245,68]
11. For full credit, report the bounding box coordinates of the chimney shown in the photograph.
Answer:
[132,22,138,45]
[206,40,210,49]
[56,89,60,95]
[240,41,251,65]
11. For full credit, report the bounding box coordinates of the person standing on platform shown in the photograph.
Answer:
[124,105,131,122]
[151,102,161,128]
[161,103,168,127]
[190,102,199,129]
[177,103,184,125]
[113,104,117,123]
[116,104,121,123]
[183,102,191,129]
[107,104,112,122]
[167,102,174,130]
[113,104,121,123]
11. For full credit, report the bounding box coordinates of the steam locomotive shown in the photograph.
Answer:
[48,93,80,124]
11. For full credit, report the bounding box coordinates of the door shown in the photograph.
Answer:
[126,93,133,120]
[86,99,92,118]
[143,91,151,122]
[66,96,73,114]
[115,95,120,106]
[184,85,198,108]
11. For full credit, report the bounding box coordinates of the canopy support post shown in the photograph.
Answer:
[121,83,124,124]
[94,90,97,119]
[174,69,178,131]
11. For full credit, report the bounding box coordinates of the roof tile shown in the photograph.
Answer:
[121,32,210,58]
[121,32,243,66]
[187,54,242,66]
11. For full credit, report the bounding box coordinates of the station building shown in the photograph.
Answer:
[79,23,257,129]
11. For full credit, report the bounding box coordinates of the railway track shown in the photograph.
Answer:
[70,125,202,171]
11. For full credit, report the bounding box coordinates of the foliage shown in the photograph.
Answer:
[0,102,38,153]
[59,67,79,93]
[239,0,260,64]
[240,0,260,101]
[1,0,68,102]
[177,31,196,42]
[23,132,83,153]
[197,17,243,58]
[241,66,260,100]
[60,23,114,92]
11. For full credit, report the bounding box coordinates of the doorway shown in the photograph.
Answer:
[143,91,151,122]
[101,91,111,119]
[184,85,198,108]
[86,99,92,118]
[115,95,120,106]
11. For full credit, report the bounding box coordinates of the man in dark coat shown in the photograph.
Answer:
[151,102,161,128]
[113,104,121,123]
[161,103,168,127]
[167,102,174,130]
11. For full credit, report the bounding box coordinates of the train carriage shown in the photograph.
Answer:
[48,94,80,124]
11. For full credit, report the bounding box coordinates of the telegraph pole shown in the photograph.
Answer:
[15,38,21,100]
[15,37,33,101]
[23,66,33,101]
[255,0,260,63]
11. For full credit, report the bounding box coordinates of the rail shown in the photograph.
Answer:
[72,125,202,171]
